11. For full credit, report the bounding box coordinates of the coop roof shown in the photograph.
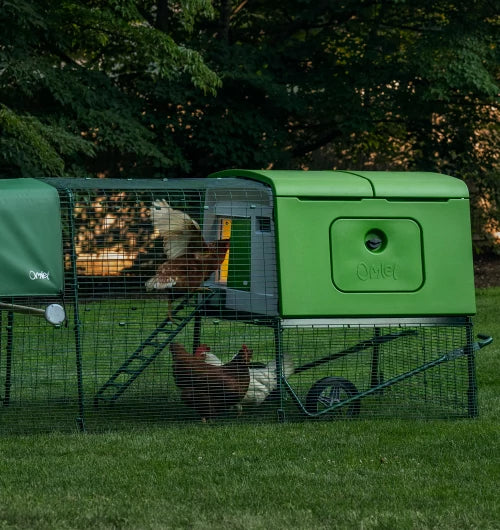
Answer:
[0,178,64,296]
[208,169,469,199]
[40,177,210,190]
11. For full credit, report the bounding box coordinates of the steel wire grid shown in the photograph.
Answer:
[0,179,478,433]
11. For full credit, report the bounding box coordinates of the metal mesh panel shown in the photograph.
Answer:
[0,302,80,434]
[0,178,478,433]
[280,323,475,421]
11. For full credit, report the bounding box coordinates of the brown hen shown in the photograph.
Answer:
[170,343,253,422]
[145,199,229,320]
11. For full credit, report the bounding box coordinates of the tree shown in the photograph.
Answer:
[158,0,498,248]
[164,1,498,170]
[0,0,220,178]
[1,1,498,249]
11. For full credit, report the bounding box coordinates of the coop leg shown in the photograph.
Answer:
[0,310,2,402]
[66,188,86,433]
[273,320,286,423]
[370,327,383,391]
[465,320,478,418]
[3,311,13,407]
[74,315,86,432]
[192,313,203,352]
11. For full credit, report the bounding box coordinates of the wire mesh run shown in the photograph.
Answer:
[0,178,479,433]
[279,322,476,421]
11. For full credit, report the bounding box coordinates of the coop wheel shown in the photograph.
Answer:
[305,376,361,418]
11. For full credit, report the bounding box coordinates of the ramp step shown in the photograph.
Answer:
[94,292,212,404]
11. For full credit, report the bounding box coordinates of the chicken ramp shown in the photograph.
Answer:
[94,293,214,406]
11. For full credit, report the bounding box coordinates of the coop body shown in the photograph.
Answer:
[206,169,476,318]
[0,172,490,433]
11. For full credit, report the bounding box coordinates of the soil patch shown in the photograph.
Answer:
[474,255,500,288]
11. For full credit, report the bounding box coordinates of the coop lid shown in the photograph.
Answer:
[340,171,470,199]
[209,169,469,199]
[0,178,64,296]
[208,169,374,197]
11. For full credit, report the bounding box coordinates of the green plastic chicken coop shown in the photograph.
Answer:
[204,169,477,317]
[0,171,492,433]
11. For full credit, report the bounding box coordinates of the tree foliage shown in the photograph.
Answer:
[0,0,219,178]
[0,0,498,247]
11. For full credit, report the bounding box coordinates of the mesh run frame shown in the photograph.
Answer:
[0,178,479,433]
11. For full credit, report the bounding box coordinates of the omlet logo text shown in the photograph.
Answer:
[29,270,50,281]
[356,262,398,281]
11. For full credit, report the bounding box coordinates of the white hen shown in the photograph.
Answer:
[149,199,202,260]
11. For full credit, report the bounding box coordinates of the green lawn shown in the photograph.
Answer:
[0,289,498,529]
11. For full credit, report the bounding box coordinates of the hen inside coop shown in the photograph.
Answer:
[0,173,485,433]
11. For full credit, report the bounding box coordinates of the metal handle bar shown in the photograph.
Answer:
[474,334,493,350]
[0,302,66,325]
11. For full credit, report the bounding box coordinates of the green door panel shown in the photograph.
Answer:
[227,218,252,291]
[330,218,423,292]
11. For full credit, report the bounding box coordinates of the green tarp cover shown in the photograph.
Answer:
[0,178,63,296]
